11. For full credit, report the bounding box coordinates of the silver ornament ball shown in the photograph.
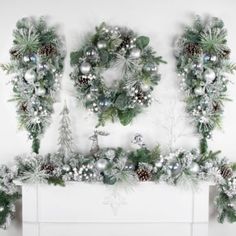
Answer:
[24,69,36,83]
[0,206,4,212]
[143,63,157,73]
[23,55,30,62]
[97,40,107,49]
[80,62,91,75]
[189,162,200,173]
[194,87,204,96]
[210,55,217,62]
[204,69,216,84]
[168,161,182,176]
[95,159,108,171]
[36,87,46,96]
[129,48,141,59]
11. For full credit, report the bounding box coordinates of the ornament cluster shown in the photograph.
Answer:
[1,17,65,153]
[175,16,235,141]
[70,22,165,126]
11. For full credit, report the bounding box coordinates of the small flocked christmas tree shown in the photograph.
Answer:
[58,103,74,161]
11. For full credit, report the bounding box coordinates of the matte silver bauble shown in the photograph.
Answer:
[24,69,36,83]
[189,162,200,173]
[129,48,141,59]
[204,69,216,83]
[95,159,108,171]
[80,62,91,74]
[97,40,107,49]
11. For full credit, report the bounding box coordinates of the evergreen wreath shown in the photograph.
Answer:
[175,16,236,154]
[1,17,66,154]
[70,23,165,126]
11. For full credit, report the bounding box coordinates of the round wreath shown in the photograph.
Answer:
[1,17,65,153]
[70,23,165,126]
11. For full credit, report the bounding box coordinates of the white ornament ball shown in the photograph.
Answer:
[80,62,91,75]
[210,55,217,62]
[204,69,216,84]
[189,162,200,173]
[95,159,108,171]
[129,48,141,59]
[23,55,30,62]
[36,87,46,96]
[97,40,107,49]
[194,87,204,96]
[24,69,36,83]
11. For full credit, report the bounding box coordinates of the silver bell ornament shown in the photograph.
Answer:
[24,69,36,83]
[80,62,91,75]
[95,158,108,171]
[168,161,182,176]
[129,48,141,59]
[204,69,216,84]
[143,63,157,73]
[97,40,107,49]
[189,162,200,174]
[36,87,46,96]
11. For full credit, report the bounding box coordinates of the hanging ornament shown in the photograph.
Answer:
[36,87,46,96]
[143,62,157,73]
[168,161,182,176]
[95,159,108,171]
[24,69,36,83]
[129,47,141,59]
[97,40,107,49]
[132,134,146,148]
[203,69,216,84]
[189,162,200,174]
[80,62,91,74]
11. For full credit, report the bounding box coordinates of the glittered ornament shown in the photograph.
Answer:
[80,62,91,75]
[204,69,216,84]
[189,162,200,174]
[220,165,233,179]
[95,159,108,171]
[136,168,151,181]
[78,164,96,181]
[168,161,182,176]
[129,47,141,59]
[97,40,107,49]
[24,69,36,83]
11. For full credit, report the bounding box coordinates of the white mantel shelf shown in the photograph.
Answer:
[20,182,210,236]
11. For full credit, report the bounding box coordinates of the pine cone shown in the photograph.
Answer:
[38,44,57,57]
[184,43,202,56]
[10,48,21,59]
[137,168,151,181]
[220,165,233,179]
[220,49,231,59]
[41,164,55,175]
[78,77,90,85]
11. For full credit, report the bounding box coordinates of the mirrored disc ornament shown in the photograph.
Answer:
[80,62,91,75]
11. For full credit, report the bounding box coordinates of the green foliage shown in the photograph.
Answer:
[48,177,65,186]
[136,36,150,49]
[118,108,138,126]
[128,148,151,167]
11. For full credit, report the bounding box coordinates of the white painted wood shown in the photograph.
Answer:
[21,182,210,236]
[39,223,192,236]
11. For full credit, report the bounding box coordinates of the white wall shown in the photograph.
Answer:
[0,0,236,235]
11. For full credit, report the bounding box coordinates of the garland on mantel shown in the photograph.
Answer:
[1,17,65,154]
[70,23,165,126]
[1,16,236,229]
